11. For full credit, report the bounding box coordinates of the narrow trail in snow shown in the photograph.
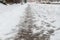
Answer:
[14,4,51,40]
[14,4,39,40]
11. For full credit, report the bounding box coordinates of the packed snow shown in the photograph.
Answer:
[0,3,60,40]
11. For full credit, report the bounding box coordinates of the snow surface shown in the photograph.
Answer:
[0,3,27,40]
[29,3,60,40]
[0,3,60,40]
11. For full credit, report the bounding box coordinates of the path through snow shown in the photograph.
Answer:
[0,3,60,40]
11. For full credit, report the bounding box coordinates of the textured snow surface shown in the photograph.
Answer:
[29,3,60,40]
[0,3,60,40]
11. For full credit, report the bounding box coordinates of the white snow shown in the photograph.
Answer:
[29,3,60,40]
[0,3,60,40]
[0,3,27,40]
